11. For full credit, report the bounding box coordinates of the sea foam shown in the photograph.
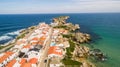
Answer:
[0,29,24,44]
[0,35,13,41]
[6,30,21,36]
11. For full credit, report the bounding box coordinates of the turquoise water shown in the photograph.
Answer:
[77,13,120,67]
[91,22,120,67]
[0,13,120,67]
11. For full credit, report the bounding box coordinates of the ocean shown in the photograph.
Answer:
[0,13,120,67]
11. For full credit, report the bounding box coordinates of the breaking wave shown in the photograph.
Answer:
[0,35,13,41]
[0,29,24,44]
[6,30,22,36]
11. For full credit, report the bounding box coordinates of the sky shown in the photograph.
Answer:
[0,0,120,14]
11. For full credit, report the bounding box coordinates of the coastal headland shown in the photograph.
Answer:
[0,16,107,67]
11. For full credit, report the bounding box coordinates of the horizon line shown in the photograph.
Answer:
[0,12,120,15]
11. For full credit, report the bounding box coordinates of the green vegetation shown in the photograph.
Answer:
[55,16,69,19]
[16,33,26,39]
[0,46,6,49]
[53,16,94,66]
[30,26,35,29]
[62,34,72,38]
[5,45,14,51]
[16,26,36,40]
[69,40,75,52]
[62,59,82,66]
[65,40,76,58]
[53,25,67,29]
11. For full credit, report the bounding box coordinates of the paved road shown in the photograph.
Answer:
[37,28,53,67]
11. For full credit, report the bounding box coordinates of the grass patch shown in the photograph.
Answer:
[0,46,6,50]
[53,25,67,29]
[69,40,75,52]
[62,34,72,38]
[5,45,14,51]
[16,33,26,39]
[62,59,82,65]
[65,40,76,58]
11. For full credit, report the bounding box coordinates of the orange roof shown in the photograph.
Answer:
[39,36,46,41]
[32,37,39,41]
[16,39,26,45]
[5,51,14,55]
[16,41,22,45]
[0,54,9,63]
[19,58,27,64]
[0,51,14,63]
[38,42,43,45]
[21,63,32,67]
[42,31,47,34]
[29,58,38,64]
[31,41,38,45]
[5,59,16,67]
[48,46,62,56]
[23,45,31,48]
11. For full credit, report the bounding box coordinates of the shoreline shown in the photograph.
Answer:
[0,26,36,50]
[0,29,26,46]
[0,16,107,67]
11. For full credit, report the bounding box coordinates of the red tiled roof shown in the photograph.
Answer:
[29,58,38,64]
[5,51,14,55]
[31,41,38,45]
[0,54,9,63]
[19,58,26,64]
[0,51,14,63]
[42,31,47,34]
[5,59,16,67]
[23,45,31,48]
[16,41,23,45]
[39,36,46,41]
[32,37,39,41]
[48,46,62,56]
[21,63,32,67]
[38,42,43,46]
[16,39,26,45]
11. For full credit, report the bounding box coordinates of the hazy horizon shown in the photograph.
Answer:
[0,0,120,14]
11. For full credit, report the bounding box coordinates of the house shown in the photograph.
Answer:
[21,45,32,53]
[49,57,61,67]
[0,51,14,66]
[32,37,39,42]
[29,58,38,64]
[27,51,39,59]
[19,58,27,65]
[48,46,63,58]
[21,63,32,67]
[5,59,16,67]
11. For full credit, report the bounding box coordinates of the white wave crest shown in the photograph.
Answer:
[6,30,20,36]
[6,29,25,36]
[0,29,25,44]
[0,35,13,41]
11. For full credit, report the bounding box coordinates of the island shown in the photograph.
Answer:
[0,16,107,67]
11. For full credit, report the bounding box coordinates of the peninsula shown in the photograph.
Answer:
[0,16,106,67]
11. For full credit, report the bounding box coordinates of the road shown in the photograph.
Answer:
[37,27,53,67]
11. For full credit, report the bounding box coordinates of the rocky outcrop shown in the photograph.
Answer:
[65,23,80,31]
[73,45,89,58]
[89,49,107,61]
[53,16,69,25]
[73,32,91,43]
